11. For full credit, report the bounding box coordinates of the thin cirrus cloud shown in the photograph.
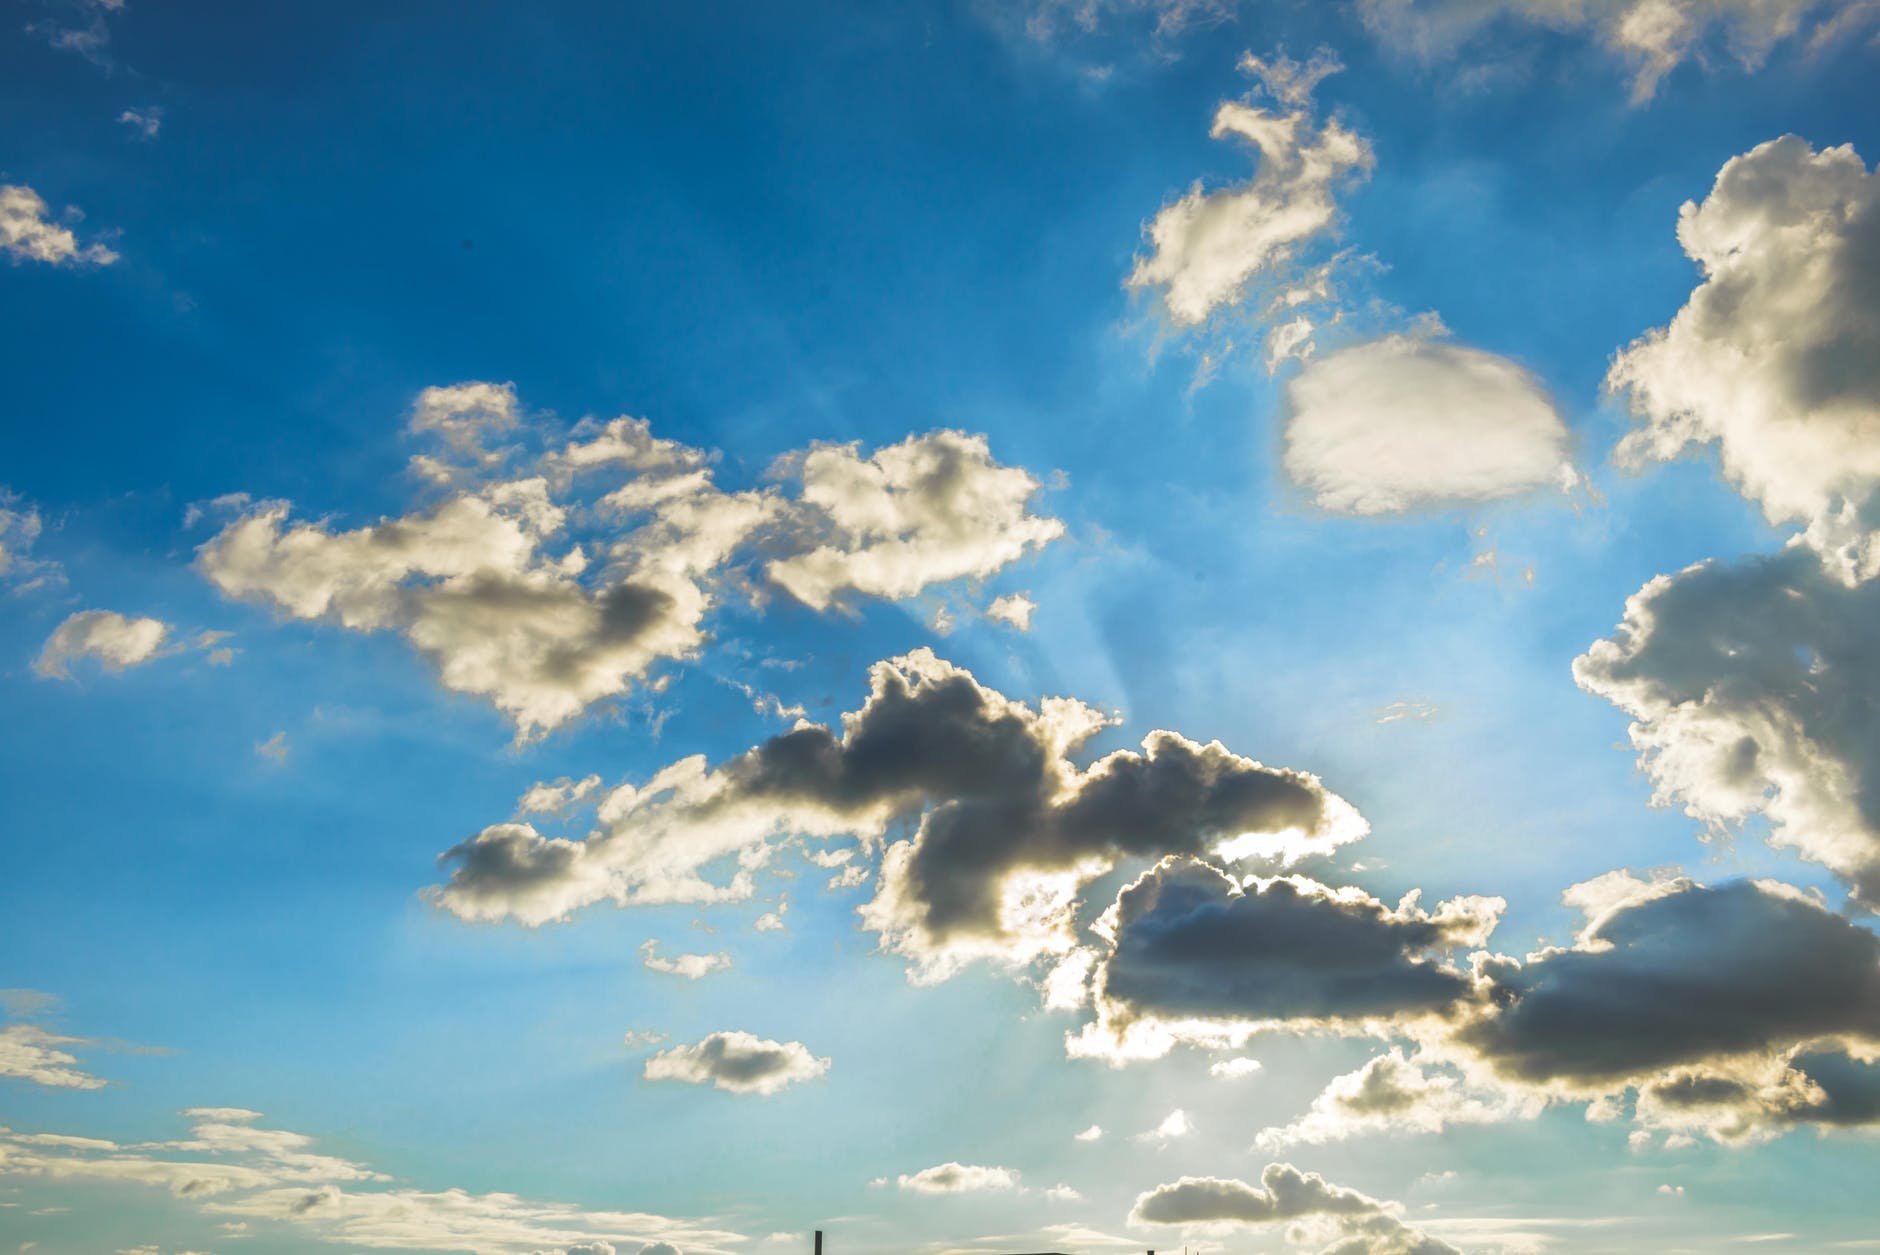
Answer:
[1356,0,1879,102]
[0,1106,740,1253]
[1607,135,1880,583]
[641,1031,830,1096]
[0,183,118,266]
[197,384,1062,741]
[427,649,1366,984]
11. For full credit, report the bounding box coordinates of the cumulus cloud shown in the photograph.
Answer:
[888,1162,1020,1194]
[1575,547,1880,898]
[1283,333,1578,514]
[1,184,117,266]
[985,592,1037,631]
[0,1108,738,1253]
[201,387,1061,739]
[34,610,170,678]
[1608,136,1880,580]
[1072,857,1499,1060]
[431,651,1365,986]
[641,1031,829,1096]
[763,431,1063,611]
[1256,1049,1534,1149]
[1134,1109,1193,1144]
[1128,90,1371,327]
[638,941,732,980]
[1130,1162,1459,1254]
[1451,875,1880,1092]
[1358,0,1876,100]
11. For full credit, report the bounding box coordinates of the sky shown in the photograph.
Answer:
[3,0,1880,1252]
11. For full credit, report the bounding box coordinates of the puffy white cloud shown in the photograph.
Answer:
[1575,548,1880,898]
[641,1031,830,1096]
[1128,95,1370,326]
[34,610,170,678]
[431,652,1366,986]
[1210,1055,1262,1079]
[763,431,1063,611]
[1256,1049,1534,1149]
[638,941,732,980]
[0,1108,740,1253]
[0,1024,106,1090]
[202,389,1062,738]
[1608,136,1880,580]
[1073,1124,1104,1141]
[1071,858,1499,1061]
[518,775,604,816]
[1283,334,1578,515]
[1130,1162,1459,1255]
[889,1162,1019,1194]
[1134,1108,1193,1144]
[985,592,1037,631]
[0,184,117,266]
[1358,0,1876,100]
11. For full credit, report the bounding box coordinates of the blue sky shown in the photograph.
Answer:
[5,2,1880,1253]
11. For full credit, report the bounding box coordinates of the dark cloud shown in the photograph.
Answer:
[1130,1162,1458,1255]
[1093,859,1497,1029]
[641,1031,829,1096]
[1456,879,1880,1088]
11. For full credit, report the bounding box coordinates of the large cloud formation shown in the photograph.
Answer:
[1283,334,1577,514]
[1575,546,1880,899]
[1131,1162,1459,1255]
[431,651,1365,980]
[641,1031,830,1096]
[1359,0,1875,101]
[1608,136,1880,581]
[1071,858,1500,1060]
[199,385,1060,739]
[0,1107,740,1253]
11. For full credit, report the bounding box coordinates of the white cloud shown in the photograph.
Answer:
[641,1031,829,1096]
[0,1108,739,1254]
[0,490,60,591]
[889,1162,1019,1194]
[1073,1124,1104,1141]
[201,388,1062,738]
[638,941,732,980]
[1575,548,1880,898]
[0,184,117,266]
[1134,1109,1193,1144]
[985,592,1037,631]
[254,732,289,764]
[518,775,603,816]
[118,107,162,139]
[1255,1049,1535,1149]
[0,1024,107,1090]
[1608,136,1880,581]
[1130,1162,1459,1254]
[1357,0,1877,101]
[1128,95,1371,326]
[1210,1056,1263,1079]
[34,610,170,678]
[1283,334,1578,515]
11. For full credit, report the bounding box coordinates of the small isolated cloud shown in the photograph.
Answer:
[118,107,162,139]
[1131,1161,1459,1254]
[34,610,170,678]
[0,1023,107,1090]
[1073,1124,1104,1141]
[0,489,61,591]
[254,732,289,764]
[1608,136,1880,581]
[889,1162,1019,1194]
[1,184,118,266]
[1135,1109,1193,1144]
[639,941,732,980]
[1256,1049,1532,1149]
[642,1031,829,1096]
[1211,1056,1263,1079]
[985,592,1037,631]
[1283,333,1577,515]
